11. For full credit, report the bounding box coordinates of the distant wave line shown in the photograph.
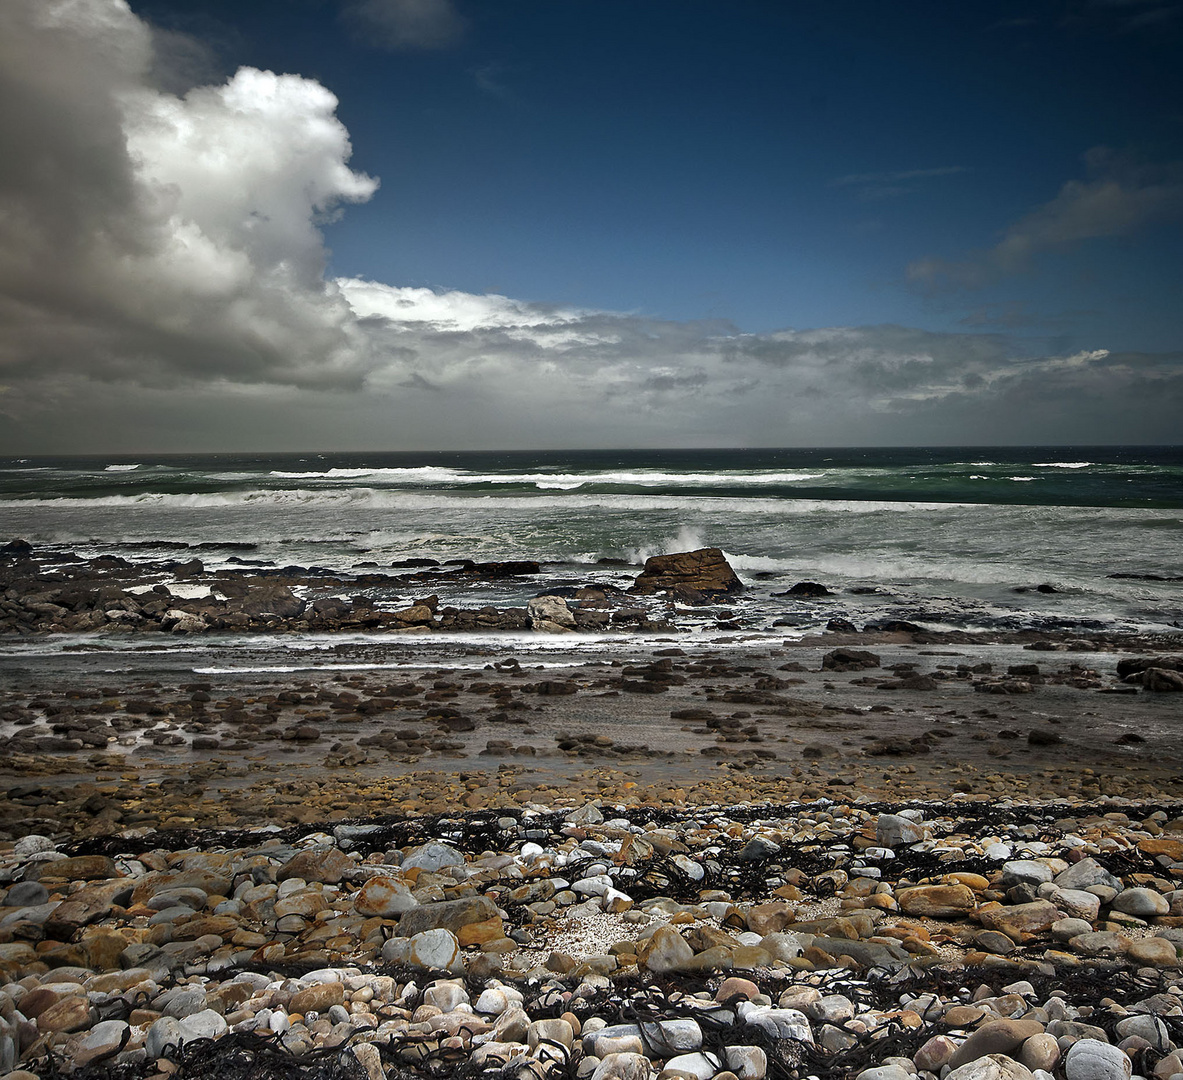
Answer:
[0,489,974,514]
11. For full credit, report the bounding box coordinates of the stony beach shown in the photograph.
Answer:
[1,542,1182,1079]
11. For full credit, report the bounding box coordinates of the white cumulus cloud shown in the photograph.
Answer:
[0,0,377,391]
[0,0,1179,451]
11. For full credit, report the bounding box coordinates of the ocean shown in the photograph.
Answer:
[1,446,1181,646]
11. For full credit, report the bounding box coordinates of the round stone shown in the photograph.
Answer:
[1111,888,1168,917]
[1064,1039,1132,1080]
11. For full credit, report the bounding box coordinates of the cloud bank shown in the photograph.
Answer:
[0,0,1179,451]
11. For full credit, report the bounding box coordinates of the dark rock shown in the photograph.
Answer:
[822,648,881,672]
[1117,656,1183,678]
[310,597,352,620]
[620,680,668,694]
[783,581,832,597]
[1,539,33,559]
[866,736,932,755]
[238,584,304,619]
[863,619,926,633]
[1141,667,1183,692]
[877,674,939,691]
[825,618,859,633]
[1109,572,1183,581]
[533,681,577,695]
[473,561,540,578]
[1028,728,1063,746]
[630,548,743,603]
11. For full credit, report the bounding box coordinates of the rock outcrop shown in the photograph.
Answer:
[630,547,743,604]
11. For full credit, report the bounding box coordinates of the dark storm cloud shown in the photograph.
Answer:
[0,0,379,398]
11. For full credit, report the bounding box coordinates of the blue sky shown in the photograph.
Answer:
[139,0,1183,348]
[0,0,1180,449]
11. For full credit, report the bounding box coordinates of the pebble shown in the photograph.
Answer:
[1064,1039,1134,1080]
[0,795,1181,1077]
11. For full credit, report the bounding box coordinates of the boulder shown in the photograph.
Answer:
[44,879,131,937]
[391,604,435,626]
[1112,887,1169,917]
[824,648,881,672]
[402,841,465,872]
[276,847,355,884]
[946,1056,1034,1080]
[737,1002,813,1042]
[397,895,499,937]
[383,928,463,973]
[238,584,304,619]
[948,1020,1045,1069]
[1064,1039,1132,1080]
[977,900,1059,939]
[528,595,577,629]
[353,876,418,917]
[289,982,344,1016]
[1140,668,1183,692]
[71,1019,130,1066]
[26,855,118,882]
[1054,858,1122,893]
[898,884,977,918]
[630,548,743,603]
[638,926,695,973]
[164,609,207,634]
[876,813,925,846]
[1125,937,1180,966]
[590,1052,653,1080]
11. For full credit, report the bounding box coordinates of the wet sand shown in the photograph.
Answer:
[3,631,1182,839]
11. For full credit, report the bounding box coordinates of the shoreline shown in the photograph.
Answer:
[1,544,1182,1077]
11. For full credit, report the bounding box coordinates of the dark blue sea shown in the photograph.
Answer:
[1,446,1180,642]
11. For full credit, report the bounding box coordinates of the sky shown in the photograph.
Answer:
[0,0,1181,452]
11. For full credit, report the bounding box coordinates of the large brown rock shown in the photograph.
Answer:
[44,880,131,938]
[27,856,119,882]
[897,884,977,918]
[397,895,499,938]
[130,870,232,906]
[977,899,1059,940]
[745,901,798,936]
[947,1019,1045,1069]
[36,995,95,1034]
[288,982,345,1016]
[277,847,356,884]
[630,548,743,603]
[1139,837,1183,861]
